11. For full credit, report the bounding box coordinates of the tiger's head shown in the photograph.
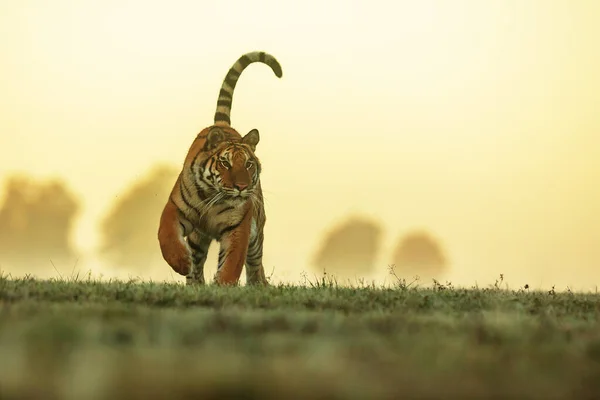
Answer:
[191,126,262,204]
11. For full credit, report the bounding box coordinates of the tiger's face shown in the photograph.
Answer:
[194,127,262,203]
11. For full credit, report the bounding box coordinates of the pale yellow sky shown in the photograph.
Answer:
[1,0,599,289]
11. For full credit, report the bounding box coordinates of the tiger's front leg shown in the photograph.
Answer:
[158,198,192,276]
[186,230,212,285]
[213,207,253,286]
[245,222,269,286]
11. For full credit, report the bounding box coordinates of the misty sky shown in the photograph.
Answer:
[1,0,599,289]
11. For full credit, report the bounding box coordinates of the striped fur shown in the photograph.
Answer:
[158,51,281,286]
[214,51,282,126]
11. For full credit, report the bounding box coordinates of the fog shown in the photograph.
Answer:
[1,1,599,290]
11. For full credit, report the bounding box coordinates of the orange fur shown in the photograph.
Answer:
[213,201,253,284]
[157,183,192,275]
[157,51,281,286]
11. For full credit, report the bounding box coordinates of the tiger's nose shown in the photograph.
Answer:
[234,182,248,191]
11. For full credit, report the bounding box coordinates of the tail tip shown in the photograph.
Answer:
[271,62,283,78]
[263,52,282,78]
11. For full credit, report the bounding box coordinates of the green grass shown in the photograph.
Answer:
[1,273,600,399]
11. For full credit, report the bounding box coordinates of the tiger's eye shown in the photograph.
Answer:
[220,159,231,169]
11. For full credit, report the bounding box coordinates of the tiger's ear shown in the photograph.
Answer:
[241,129,260,151]
[204,128,225,150]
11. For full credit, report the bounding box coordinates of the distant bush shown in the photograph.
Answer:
[0,175,80,275]
[98,164,180,278]
[311,216,383,282]
[390,230,448,281]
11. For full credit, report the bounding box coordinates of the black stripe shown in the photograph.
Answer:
[179,180,203,217]
[214,112,231,125]
[247,250,262,262]
[167,174,183,207]
[238,55,252,69]
[217,206,234,215]
[198,159,219,195]
[246,256,262,266]
[219,88,232,99]
[216,99,232,107]
[246,243,263,263]
[218,207,250,238]
[227,67,240,78]
[199,157,213,182]
[193,180,208,200]
[217,248,228,270]
[246,239,263,260]
[247,245,260,258]
[187,238,204,252]
[248,231,262,247]
[180,179,197,203]
[171,195,192,228]
[259,52,266,62]
[193,174,212,201]
[247,250,262,259]
[225,76,238,88]
[218,221,241,237]
[253,203,264,218]
[248,234,263,249]
[190,151,204,176]
[248,237,263,251]
[195,157,215,190]
[179,180,193,206]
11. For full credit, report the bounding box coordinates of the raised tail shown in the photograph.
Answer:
[214,51,283,126]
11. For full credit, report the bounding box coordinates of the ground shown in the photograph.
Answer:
[1,273,600,399]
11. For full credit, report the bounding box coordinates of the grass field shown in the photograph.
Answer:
[1,272,600,399]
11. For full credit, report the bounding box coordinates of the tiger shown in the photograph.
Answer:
[157,51,282,286]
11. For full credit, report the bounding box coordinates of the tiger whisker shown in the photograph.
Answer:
[197,192,224,218]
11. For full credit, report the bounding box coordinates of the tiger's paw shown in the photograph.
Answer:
[163,243,192,276]
[248,278,270,287]
[213,275,241,286]
[246,270,270,286]
[213,269,242,286]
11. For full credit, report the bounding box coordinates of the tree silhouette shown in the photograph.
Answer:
[390,230,448,282]
[98,164,182,279]
[311,216,383,282]
[0,175,80,277]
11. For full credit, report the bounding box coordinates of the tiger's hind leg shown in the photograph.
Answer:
[245,224,269,286]
[186,231,212,286]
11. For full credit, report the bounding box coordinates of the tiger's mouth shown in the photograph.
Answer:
[222,188,251,199]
